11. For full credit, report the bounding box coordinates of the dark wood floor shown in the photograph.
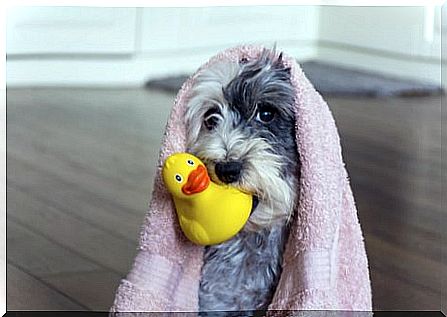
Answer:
[6,88,445,311]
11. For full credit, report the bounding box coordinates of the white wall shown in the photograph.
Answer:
[7,7,137,55]
[316,6,443,85]
[6,6,319,86]
[6,6,444,87]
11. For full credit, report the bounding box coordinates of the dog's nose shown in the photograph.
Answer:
[215,161,242,184]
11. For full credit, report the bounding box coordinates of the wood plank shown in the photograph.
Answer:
[43,270,123,311]
[359,206,442,263]
[8,156,145,243]
[354,183,443,238]
[7,127,154,219]
[371,268,440,310]
[342,134,442,186]
[366,235,445,296]
[330,96,442,173]
[7,219,100,277]
[326,96,444,311]
[6,88,444,311]
[7,88,173,158]
[7,119,157,198]
[7,88,174,208]
[7,185,138,275]
[7,263,85,310]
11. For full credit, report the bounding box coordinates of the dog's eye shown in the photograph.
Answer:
[204,116,219,130]
[257,106,276,123]
[204,108,220,130]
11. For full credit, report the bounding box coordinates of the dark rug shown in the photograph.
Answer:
[145,60,443,97]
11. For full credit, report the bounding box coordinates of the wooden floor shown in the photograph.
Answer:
[6,88,445,311]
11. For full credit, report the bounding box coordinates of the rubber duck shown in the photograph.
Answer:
[162,153,252,245]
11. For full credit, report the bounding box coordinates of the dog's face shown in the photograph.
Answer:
[185,50,299,230]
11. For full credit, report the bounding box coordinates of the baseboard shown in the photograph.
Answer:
[6,43,317,87]
[8,40,442,88]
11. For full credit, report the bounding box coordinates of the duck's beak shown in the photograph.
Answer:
[182,165,210,195]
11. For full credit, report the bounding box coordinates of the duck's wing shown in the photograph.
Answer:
[179,214,210,245]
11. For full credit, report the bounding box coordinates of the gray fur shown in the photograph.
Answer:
[185,48,299,313]
[199,225,290,313]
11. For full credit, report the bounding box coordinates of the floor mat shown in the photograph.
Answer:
[145,60,443,97]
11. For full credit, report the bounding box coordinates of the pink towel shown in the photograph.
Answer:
[111,45,372,312]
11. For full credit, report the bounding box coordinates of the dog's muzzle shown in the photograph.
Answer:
[215,161,242,184]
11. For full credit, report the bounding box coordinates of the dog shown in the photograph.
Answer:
[185,48,300,313]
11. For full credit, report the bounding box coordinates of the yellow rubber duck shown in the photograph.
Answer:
[162,153,252,246]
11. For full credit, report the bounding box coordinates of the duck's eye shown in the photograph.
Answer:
[187,159,194,166]
[256,105,276,123]
[175,174,183,183]
[204,108,220,130]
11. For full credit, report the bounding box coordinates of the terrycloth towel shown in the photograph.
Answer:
[111,45,372,312]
